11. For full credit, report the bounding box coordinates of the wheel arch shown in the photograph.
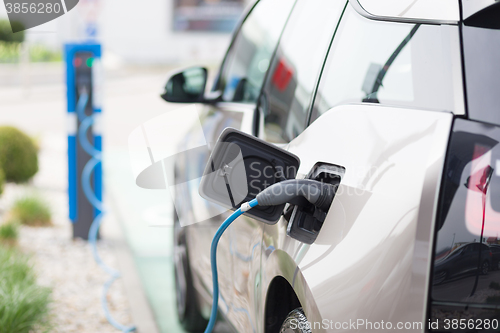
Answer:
[264,276,301,333]
[262,249,324,333]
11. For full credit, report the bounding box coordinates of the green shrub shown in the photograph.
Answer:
[0,20,25,43]
[0,126,38,183]
[11,196,51,226]
[29,44,62,63]
[0,41,20,63]
[0,220,19,242]
[486,295,500,304]
[0,167,4,195]
[0,246,51,333]
[0,42,62,63]
[490,281,500,291]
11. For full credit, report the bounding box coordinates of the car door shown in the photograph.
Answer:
[226,1,346,332]
[179,0,297,320]
[258,4,464,332]
[429,118,500,326]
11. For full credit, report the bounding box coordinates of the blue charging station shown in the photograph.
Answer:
[65,43,102,240]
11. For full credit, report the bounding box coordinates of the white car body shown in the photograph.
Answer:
[169,0,500,332]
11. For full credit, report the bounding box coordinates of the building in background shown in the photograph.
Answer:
[0,0,252,66]
[173,0,245,32]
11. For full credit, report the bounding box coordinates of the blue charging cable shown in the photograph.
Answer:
[203,178,337,332]
[204,198,259,333]
[76,90,136,333]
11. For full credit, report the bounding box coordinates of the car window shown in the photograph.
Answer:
[462,26,500,126]
[310,6,457,123]
[216,0,296,103]
[259,0,346,143]
[429,119,500,325]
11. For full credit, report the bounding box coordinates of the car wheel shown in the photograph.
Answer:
[481,261,489,275]
[174,212,208,332]
[279,308,312,333]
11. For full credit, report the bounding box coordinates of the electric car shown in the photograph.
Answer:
[433,243,492,285]
[163,0,500,332]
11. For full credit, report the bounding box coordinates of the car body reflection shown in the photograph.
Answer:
[433,242,493,285]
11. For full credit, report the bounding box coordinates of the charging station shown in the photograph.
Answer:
[65,43,134,332]
[65,43,102,240]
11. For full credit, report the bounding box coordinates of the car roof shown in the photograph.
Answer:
[454,242,489,251]
[354,0,459,23]
[354,0,500,24]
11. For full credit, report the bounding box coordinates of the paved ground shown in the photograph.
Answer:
[0,63,194,332]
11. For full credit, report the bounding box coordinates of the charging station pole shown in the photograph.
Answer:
[65,43,102,240]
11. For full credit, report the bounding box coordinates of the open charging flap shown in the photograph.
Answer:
[199,128,300,224]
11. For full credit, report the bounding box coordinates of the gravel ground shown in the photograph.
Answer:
[19,220,133,333]
[0,132,134,332]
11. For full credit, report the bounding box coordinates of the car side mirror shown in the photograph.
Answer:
[199,128,300,224]
[161,67,209,103]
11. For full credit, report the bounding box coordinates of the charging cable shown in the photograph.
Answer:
[204,179,336,333]
[204,198,259,333]
[76,89,136,333]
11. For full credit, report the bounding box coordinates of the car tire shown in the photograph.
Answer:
[481,261,489,275]
[279,308,312,333]
[174,211,208,332]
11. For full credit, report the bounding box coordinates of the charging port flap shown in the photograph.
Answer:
[199,128,300,224]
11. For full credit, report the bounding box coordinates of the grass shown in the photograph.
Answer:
[0,246,51,332]
[0,42,20,63]
[0,42,62,63]
[0,220,19,247]
[29,44,62,62]
[10,196,51,226]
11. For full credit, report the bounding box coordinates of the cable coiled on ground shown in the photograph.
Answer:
[76,90,136,333]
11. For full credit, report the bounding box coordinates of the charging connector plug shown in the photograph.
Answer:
[256,179,337,211]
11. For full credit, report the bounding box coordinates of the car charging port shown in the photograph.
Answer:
[286,164,344,244]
